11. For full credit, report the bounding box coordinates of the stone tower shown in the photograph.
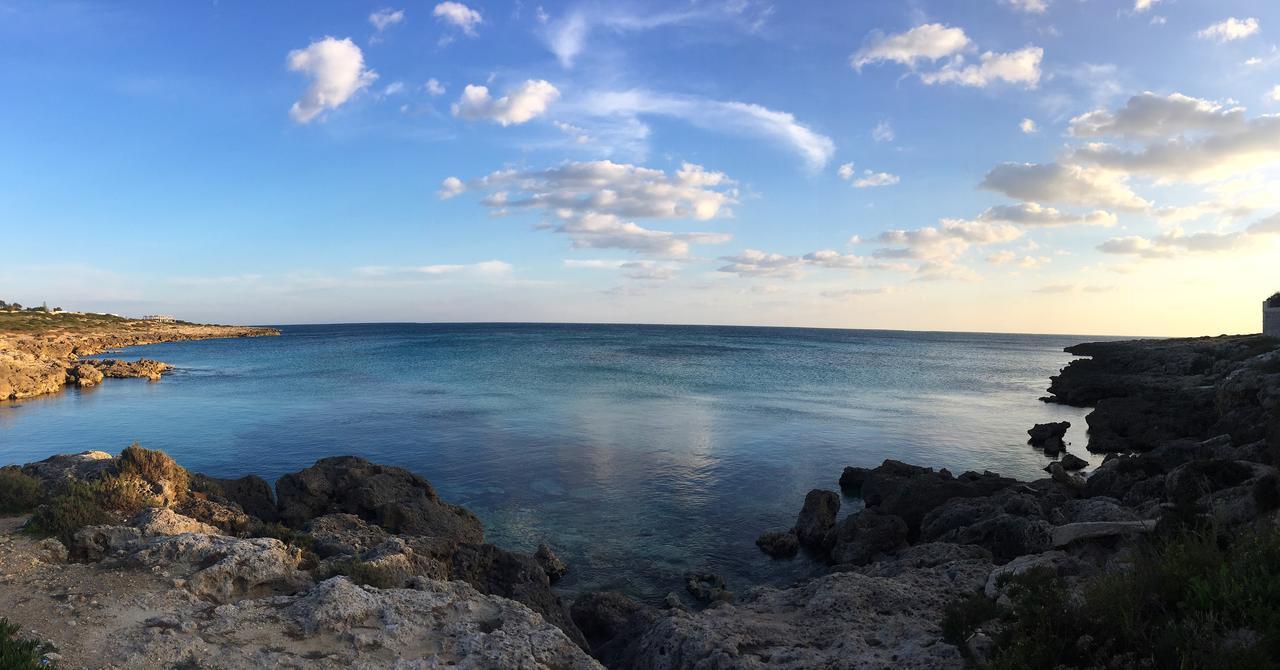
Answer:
[1266,293,1280,338]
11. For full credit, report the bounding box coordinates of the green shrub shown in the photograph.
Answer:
[0,618,53,669]
[23,473,161,544]
[0,470,41,515]
[977,526,1280,669]
[118,443,189,501]
[940,589,998,648]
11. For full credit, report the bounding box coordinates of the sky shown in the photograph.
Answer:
[1,0,1279,336]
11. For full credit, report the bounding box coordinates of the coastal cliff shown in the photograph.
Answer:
[1,333,1278,668]
[0,311,278,401]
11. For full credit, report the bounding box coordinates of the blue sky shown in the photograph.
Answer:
[2,0,1278,335]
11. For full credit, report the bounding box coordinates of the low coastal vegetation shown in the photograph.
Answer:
[0,618,55,669]
[0,470,41,515]
[945,524,1280,668]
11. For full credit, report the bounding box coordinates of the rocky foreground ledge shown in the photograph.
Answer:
[0,311,277,401]
[1,334,1279,669]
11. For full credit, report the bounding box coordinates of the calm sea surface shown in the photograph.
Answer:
[0,323,1108,601]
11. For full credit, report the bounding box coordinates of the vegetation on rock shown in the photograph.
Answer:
[0,469,41,515]
[946,524,1280,669]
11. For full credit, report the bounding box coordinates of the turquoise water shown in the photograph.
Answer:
[0,323,1100,601]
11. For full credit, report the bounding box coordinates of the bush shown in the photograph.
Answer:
[977,525,1280,669]
[0,470,41,515]
[118,444,189,502]
[940,589,998,648]
[0,618,54,669]
[24,474,159,544]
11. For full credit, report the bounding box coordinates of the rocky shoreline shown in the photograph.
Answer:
[1,333,1278,668]
[0,312,278,401]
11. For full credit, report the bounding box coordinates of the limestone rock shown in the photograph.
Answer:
[857,460,1017,537]
[620,566,987,669]
[130,507,221,536]
[275,456,483,544]
[450,542,586,648]
[1050,520,1157,548]
[754,530,799,558]
[1028,422,1070,456]
[306,513,391,558]
[127,533,312,603]
[535,543,568,582]
[792,489,840,549]
[826,510,908,566]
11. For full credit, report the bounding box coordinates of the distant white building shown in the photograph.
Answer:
[1266,294,1280,338]
[143,314,177,322]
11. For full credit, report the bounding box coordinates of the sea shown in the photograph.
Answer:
[0,323,1110,602]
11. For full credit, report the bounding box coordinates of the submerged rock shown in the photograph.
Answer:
[754,530,799,558]
[535,543,568,582]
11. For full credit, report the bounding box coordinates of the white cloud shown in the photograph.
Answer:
[1002,0,1048,14]
[563,259,679,280]
[452,80,560,126]
[837,162,855,180]
[718,250,807,278]
[383,81,405,96]
[541,4,772,68]
[462,161,738,257]
[438,176,465,199]
[434,1,483,36]
[369,8,405,32]
[976,202,1116,227]
[1269,85,1280,102]
[872,120,895,142]
[576,90,835,170]
[980,162,1151,210]
[1134,0,1160,12]
[851,23,970,69]
[869,219,1023,266]
[1070,115,1280,182]
[918,47,1044,88]
[1098,216,1280,258]
[1069,92,1245,140]
[716,248,874,278]
[358,260,514,279]
[425,78,446,96]
[286,37,378,124]
[1197,17,1260,43]
[852,171,900,188]
[822,287,891,299]
[1020,118,1038,133]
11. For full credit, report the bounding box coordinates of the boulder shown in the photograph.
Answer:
[21,451,115,493]
[1028,422,1070,456]
[66,363,103,388]
[305,513,391,558]
[535,543,568,582]
[129,507,221,536]
[919,493,1052,562]
[1059,453,1089,471]
[194,474,278,522]
[826,511,908,566]
[858,460,1018,537]
[68,525,143,562]
[791,489,840,549]
[754,530,799,558]
[127,533,312,603]
[449,542,586,649]
[88,358,172,381]
[1049,497,1138,525]
[1050,520,1157,548]
[275,456,483,544]
[684,572,733,605]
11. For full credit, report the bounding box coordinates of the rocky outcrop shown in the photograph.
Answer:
[791,489,840,549]
[276,456,484,543]
[842,460,1019,538]
[1028,421,1070,455]
[450,542,587,649]
[86,358,172,381]
[754,530,799,558]
[0,315,277,401]
[614,564,988,669]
